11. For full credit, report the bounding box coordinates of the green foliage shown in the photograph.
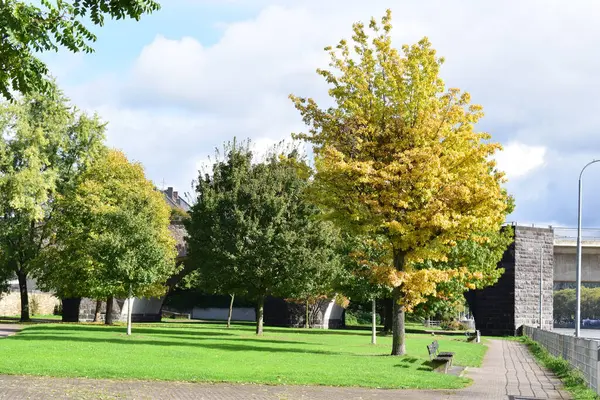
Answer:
[0,87,105,320]
[522,336,599,400]
[169,207,189,223]
[345,309,380,326]
[554,288,576,322]
[439,320,468,331]
[553,287,600,322]
[411,227,513,320]
[290,10,511,355]
[336,234,393,303]
[0,0,160,99]
[186,140,342,334]
[28,294,41,316]
[36,149,177,300]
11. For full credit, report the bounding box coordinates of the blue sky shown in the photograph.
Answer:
[42,0,600,228]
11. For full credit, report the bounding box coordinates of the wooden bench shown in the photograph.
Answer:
[426,340,455,373]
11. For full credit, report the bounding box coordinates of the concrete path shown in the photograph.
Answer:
[0,340,571,399]
[0,323,22,337]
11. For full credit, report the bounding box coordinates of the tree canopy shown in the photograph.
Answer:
[0,0,160,99]
[37,149,177,307]
[0,87,105,321]
[291,10,510,355]
[410,228,513,320]
[185,141,341,335]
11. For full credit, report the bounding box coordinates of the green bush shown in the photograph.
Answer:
[440,320,469,331]
[345,310,380,326]
[29,295,40,316]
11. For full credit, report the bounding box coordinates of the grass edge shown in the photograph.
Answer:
[520,336,599,400]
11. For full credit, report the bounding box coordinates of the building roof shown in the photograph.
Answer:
[162,187,192,212]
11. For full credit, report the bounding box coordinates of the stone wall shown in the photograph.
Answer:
[0,291,59,316]
[465,225,554,335]
[514,226,554,331]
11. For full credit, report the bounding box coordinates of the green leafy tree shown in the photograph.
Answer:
[37,149,177,332]
[291,10,510,355]
[553,287,600,324]
[411,228,514,321]
[0,0,160,99]
[336,234,392,342]
[0,87,105,321]
[186,141,341,335]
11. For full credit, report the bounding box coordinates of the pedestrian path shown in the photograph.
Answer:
[0,323,22,338]
[0,339,572,399]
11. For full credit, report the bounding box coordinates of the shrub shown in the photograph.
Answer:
[440,320,469,331]
[345,310,380,326]
[29,295,41,316]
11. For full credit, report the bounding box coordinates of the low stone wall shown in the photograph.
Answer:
[524,325,600,393]
[0,292,59,316]
[192,307,256,321]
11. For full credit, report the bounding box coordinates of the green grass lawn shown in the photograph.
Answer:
[0,321,486,389]
[0,314,62,323]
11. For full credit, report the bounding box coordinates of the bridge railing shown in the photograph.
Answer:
[553,227,600,240]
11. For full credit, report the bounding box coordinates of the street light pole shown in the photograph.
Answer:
[539,247,543,329]
[576,160,600,338]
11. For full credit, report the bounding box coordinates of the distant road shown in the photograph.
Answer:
[554,327,600,339]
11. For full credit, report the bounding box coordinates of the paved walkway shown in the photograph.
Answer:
[0,323,22,337]
[0,340,572,399]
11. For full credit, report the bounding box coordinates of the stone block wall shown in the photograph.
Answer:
[0,291,59,316]
[514,226,554,331]
[466,225,555,336]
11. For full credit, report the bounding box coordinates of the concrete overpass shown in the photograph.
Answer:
[553,227,600,290]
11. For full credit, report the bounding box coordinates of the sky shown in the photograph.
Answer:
[42,0,600,228]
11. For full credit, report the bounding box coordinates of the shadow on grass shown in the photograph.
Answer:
[398,356,420,364]
[7,334,340,355]
[20,325,236,338]
[394,356,430,370]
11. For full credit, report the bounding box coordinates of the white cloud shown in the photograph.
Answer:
[53,0,600,226]
[495,142,547,180]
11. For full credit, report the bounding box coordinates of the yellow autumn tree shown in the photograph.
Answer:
[290,10,510,355]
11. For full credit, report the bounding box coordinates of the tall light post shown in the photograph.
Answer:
[576,160,600,338]
[539,246,543,329]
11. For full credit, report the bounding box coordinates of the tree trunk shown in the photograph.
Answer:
[16,270,30,322]
[105,296,114,325]
[255,297,265,335]
[391,250,406,356]
[227,294,235,328]
[371,298,377,345]
[383,297,393,333]
[61,298,81,322]
[305,298,310,329]
[93,300,103,322]
[126,288,133,336]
